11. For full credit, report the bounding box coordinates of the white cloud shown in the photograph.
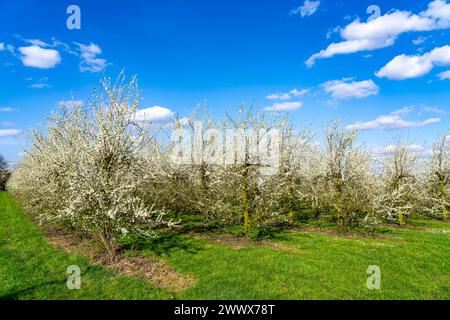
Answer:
[52,40,78,56]
[0,43,4,51]
[6,44,15,56]
[289,88,309,97]
[422,106,450,114]
[24,38,51,47]
[307,38,393,67]
[75,42,108,73]
[264,101,302,111]
[326,26,341,39]
[18,45,61,69]
[412,36,429,45]
[266,88,309,101]
[28,77,50,89]
[376,55,433,80]
[306,0,450,66]
[391,106,414,115]
[135,106,175,124]
[29,83,51,89]
[291,0,320,17]
[347,110,441,130]
[418,44,450,63]
[60,100,83,108]
[376,45,450,80]
[423,0,450,28]
[266,93,291,100]
[0,129,21,137]
[0,107,14,113]
[18,36,78,56]
[437,69,450,79]
[321,78,379,99]
[372,144,424,154]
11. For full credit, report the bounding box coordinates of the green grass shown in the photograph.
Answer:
[1,191,449,300]
[0,192,173,300]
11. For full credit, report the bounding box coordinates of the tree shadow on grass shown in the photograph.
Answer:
[0,279,67,300]
[123,232,205,257]
[0,266,94,300]
[177,215,225,235]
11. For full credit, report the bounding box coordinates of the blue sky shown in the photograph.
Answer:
[0,0,449,162]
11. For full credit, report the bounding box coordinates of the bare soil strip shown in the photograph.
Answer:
[191,232,304,254]
[45,229,196,293]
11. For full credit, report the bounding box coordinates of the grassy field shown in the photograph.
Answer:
[1,191,449,300]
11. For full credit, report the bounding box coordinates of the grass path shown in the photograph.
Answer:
[0,192,173,299]
[1,191,449,299]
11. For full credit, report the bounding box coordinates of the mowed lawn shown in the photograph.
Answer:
[0,191,449,300]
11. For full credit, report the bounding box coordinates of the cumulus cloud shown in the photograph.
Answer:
[306,0,450,67]
[135,106,175,125]
[0,107,14,113]
[437,69,450,79]
[376,45,450,80]
[0,129,21,137]
[321,78,379,99]
[75,42,108,73]
[0,43,4,51]
[18,45,61,69]
[376,55,433,80]
[266,88,309,100]
[347,108,440,130]
[264,101,302,111]
[290,0,320,17]
[423,0,450,27]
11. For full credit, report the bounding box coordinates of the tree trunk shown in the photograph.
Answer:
[334,180,344,228]
[439,181,448,221]
[398,213,405,225]
[241,164,251,233]
[288,175,295,223]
